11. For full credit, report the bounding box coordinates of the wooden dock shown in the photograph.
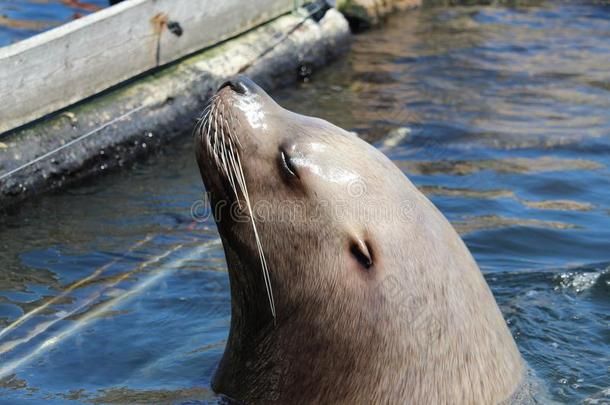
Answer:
[0,1,351,209]
[0,0,297,134]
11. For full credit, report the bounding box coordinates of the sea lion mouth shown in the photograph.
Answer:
[195,76,277,321]
[195,83,245,203]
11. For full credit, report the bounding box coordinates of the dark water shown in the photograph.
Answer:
[0,0,109,47]
[1,2,610,404]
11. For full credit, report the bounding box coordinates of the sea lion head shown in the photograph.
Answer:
[195,76,413,323]
[194,76,524,403]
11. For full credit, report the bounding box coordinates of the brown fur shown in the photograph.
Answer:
[195,77,525,404]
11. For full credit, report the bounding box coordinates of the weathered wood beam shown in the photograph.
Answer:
[0,0,295,133]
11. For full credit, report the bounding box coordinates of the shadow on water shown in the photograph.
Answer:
[1,1,609,403]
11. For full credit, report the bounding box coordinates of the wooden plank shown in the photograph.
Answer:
[0,0,295,133]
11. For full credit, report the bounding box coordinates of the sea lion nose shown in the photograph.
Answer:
[219,76,251,95]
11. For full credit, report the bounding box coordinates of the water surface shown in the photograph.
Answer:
[0,0,109,47]
[1,2,609,403]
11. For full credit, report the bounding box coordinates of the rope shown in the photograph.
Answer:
[238,0,330,73]
[0,105,146,182]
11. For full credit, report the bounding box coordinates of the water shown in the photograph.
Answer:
[0,0,109,47]
[1,2,609,403]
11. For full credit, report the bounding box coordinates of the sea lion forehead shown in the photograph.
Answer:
[291,141,361,185]
[233,93,268,130]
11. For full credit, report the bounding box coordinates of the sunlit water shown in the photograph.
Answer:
[1,2,609,404]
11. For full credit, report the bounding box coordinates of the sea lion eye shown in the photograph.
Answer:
[351,238,373,270]
[279,149,299,179]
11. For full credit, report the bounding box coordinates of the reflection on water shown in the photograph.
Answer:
[0,0,108,47]
[1,2,609,403]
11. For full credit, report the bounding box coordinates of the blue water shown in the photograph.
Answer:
[0,0,109,47]
[1,2,609,404]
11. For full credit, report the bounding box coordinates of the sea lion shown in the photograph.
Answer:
[194,76,525,404]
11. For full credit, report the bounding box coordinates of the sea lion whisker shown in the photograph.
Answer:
[213,107,222,168]
[206,103,215,156]
[232,150,276,321]
[218,103,231,175]
[200,102,213,120]
[193,106,209,139]
[224,145,240,202]
[200,97,243,206]
[218,123,232,184]
[199,94,217,129]
[225,138,243,207]
[226,109,242,149]
[204,94,276,322]
[196,108,212,143]
[197,101,212,123]
[225,121,238,149]
[217,99,244,205]
[230,148,275,316]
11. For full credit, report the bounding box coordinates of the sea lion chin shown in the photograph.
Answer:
[194,76,526,404]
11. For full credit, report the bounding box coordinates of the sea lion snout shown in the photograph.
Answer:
[218,76,251,95]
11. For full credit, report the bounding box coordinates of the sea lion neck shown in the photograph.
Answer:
[220,234,276,329]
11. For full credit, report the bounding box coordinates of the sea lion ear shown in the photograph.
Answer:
[350,237,373,270]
